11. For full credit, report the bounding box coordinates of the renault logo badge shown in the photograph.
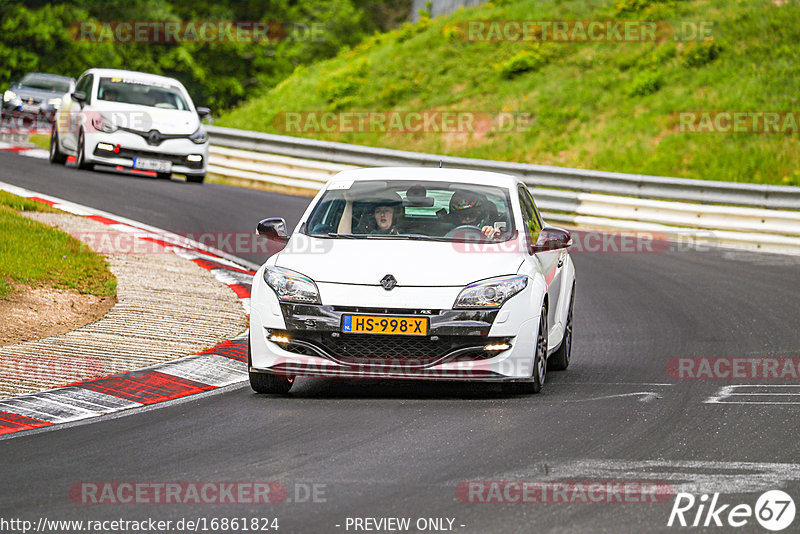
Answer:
[380,274,397,291]
[147,130,162,145]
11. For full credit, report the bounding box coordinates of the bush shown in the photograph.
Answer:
[318,60,370,109]
[497,47,549,79]
[628,70,662,96]
[682,41,721,67]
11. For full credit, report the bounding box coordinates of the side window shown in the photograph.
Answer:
[74,76,87,94]
[518,186,541,251]
[523,187,544,235]
[75,74,93,103]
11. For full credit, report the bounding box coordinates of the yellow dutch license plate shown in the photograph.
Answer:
[342,315,428,336]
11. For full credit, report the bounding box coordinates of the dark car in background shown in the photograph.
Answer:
[2,72,76,124]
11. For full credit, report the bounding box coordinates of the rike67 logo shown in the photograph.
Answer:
[668,490,795,531]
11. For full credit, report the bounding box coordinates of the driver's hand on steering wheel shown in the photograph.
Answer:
[481,225,498,239]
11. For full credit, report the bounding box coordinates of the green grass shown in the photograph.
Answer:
[218,0,800,186]
[0,192,116,299]
[27,133,50,151]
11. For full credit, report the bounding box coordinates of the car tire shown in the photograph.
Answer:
[248,339,294,394]
[548,284,575,372]
[75,130,92,170]
[186,174,205,184]
[502,305,548,395]
[49,128,66,164]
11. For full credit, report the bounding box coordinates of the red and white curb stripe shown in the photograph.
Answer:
[0,182,257,438]
[0,141,49,159]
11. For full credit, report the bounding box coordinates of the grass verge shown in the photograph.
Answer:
[27,133,50,151]
[0,191,116,299]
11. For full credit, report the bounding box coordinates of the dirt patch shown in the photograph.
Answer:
[0,283,115,346]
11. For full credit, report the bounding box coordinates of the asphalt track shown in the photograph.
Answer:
[1,151,799,533]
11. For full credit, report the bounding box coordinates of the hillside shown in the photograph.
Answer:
[217,0,800,186]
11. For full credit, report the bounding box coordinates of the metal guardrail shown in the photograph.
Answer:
[206,125,800,254]
[207,125,800,210]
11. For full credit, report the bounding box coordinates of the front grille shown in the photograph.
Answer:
[325,334,448,364]
[281,333,498,367]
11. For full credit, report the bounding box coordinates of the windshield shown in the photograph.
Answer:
[304,180,516,242]
[19,75,71,93]
[97,77,190,110]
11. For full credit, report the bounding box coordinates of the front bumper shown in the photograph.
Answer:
[2,103,57,122]
[250,301,541,382]
[85,130,207,175]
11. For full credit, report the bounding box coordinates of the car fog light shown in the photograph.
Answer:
[269,333,290,344]
[187,154,203,162]
[97,143,114,151]
[484,342,511,352]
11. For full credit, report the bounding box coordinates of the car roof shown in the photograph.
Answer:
[329,167,519,188]
[82,68,184,87]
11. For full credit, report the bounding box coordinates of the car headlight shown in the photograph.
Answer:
[264,266,320,304]
[189,127,207,144]
[92,114,117,133]
[47,97,61,108]
[453,275,527,309]
[3,90,20,104]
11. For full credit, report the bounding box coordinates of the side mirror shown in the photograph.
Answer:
[71,91,86,103]
[531,227,572,253]
[256,217,290,244]
[196,107,211,118]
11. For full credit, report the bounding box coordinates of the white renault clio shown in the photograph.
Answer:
[249,168,576,394]
[49,68,209,182]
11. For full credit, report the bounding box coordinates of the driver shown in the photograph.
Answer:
[448,191,498,239]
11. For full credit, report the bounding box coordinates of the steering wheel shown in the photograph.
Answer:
[444,224,486,239]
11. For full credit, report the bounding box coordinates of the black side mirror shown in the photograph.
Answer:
[531,227,572,253]
[71,91,86,103]
[196,107,211,118]
[256,217,290,244]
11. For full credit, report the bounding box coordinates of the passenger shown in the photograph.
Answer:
[356,192,404,235]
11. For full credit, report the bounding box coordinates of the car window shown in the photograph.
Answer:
[19,75,72,93]
[518,185,542,251]
[74,74,93,103]
[304,180,515,242]
[96,77,190,110]
[522,186,544,231]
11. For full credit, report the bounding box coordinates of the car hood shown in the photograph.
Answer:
[274,237,524,287]
[92,101,199,135]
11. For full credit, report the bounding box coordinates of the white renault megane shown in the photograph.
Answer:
[249,167,576,394]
